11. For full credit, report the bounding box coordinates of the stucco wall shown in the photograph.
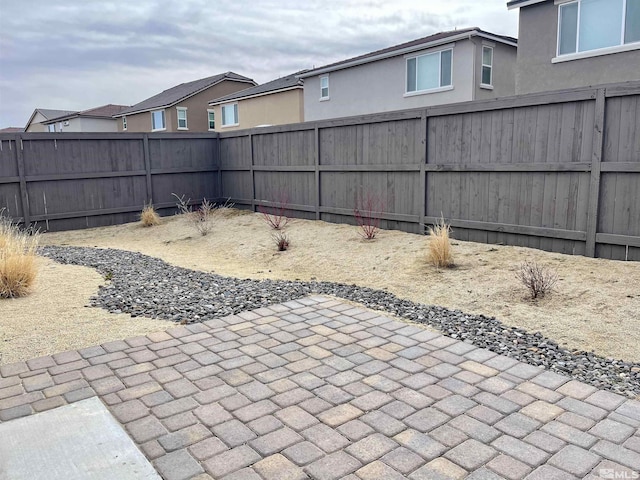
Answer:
[303,40,483,122]
[213,89,304,132]
[516,1,640,94]
[48,117,119,132]
[118,80,253,132]
[472,38,517,101]
[26,112,48,132]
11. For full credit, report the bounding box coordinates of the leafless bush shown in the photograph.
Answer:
[354,191,384,240]
[171,194,215,236]
[427,216,453,268]
[259,191,290,230]
[272,232,290,251]
[516,260,558,299]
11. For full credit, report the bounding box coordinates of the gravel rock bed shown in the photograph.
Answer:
[41,246,640,397]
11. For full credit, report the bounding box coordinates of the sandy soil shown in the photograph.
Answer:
[3,210,638,364]
[0,257,172,364]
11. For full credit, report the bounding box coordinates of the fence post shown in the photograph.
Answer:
[249,134,256,212]
[585,88,606,257]
[314,126,320,220]
[419,111,428,233]
[216,134,223,202]
[142,134,153,203]
[15,134,30,226]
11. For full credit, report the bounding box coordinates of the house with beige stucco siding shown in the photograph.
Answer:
[299,28,517,122]
[113,72,256,133]
[207,73,304,132]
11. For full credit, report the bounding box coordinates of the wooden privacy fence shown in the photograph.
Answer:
[0,132,219,231]
[218,82,640,261]
[1,82,639,260]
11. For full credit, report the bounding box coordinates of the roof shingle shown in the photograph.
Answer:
[209,72,305,105]
[117,72,256,116]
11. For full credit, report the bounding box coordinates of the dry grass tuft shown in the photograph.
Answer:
[427,216,453,268]
[140,203,161,227]
[272,232,290,251]
[1,212,39,298]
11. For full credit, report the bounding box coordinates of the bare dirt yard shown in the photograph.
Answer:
[2,209,638,364]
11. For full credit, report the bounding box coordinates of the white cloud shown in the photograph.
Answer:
[0,0,518,127]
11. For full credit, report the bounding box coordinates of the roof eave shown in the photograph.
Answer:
[114,77,257,117]
[208,85,303,106]
[507,0,548,10]
[298,30,516,78]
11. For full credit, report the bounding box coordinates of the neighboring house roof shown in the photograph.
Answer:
[116,72,257,117]
[43,104,129,124]
[507,0,548,9]
[208,71,306,106]
[298,28,518,78]
[24,108,76,129]
[0,127,24,133]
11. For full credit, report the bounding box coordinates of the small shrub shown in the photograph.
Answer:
[516,260,558,299]
[0,211,39,298]
[193,199,215,236]
[259,192,290,230]
[427,216,453,268]
[354,191,384,240]
[140,202,160,227]
[272,232,290,251]
[172,193,215,236]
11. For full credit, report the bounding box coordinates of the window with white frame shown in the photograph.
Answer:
[151,109,165,131]
[320,75,329,99]
[122,116,127,131]
[406,49,453,94]
[558,0,640,56]
[47,124,55,132]
[176,107,188,130]
[221,103,238,126]
[481,46,493,87]
[207,110,215,130]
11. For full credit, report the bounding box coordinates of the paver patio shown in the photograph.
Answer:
[1,296,639,479]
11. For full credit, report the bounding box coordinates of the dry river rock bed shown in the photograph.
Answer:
[40,245,640,397]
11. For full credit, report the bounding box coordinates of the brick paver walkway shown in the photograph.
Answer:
[1,296,639,480]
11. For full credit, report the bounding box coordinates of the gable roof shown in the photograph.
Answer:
[298,28,517,78]
[116,72,256,117]
[507,0,548,9]
[208,72,306,106]
[24,108,76,129]
[43,104,129,124]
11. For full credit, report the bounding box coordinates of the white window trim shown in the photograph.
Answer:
[552,41,640,63]
[221,103,239,128]
[207,109,216,131]
[176,107,188,131]
[319,75,330,101]
[151,109,166,132]
[404,47,454,95]
[122,116,127,131]
[480,45,494,90]
[555,0,640,61]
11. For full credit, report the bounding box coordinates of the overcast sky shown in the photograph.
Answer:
[0,0,518,128]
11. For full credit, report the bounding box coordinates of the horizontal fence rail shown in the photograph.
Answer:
[1,81,639,260]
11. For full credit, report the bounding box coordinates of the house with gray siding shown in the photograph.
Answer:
[508,0,640,94]
[41,104,129,133]
[298,28,517,122]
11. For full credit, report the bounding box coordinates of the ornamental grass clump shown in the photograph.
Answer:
[272,232,290,251]
[140,202,161,227]
[0,211,39,298]
[427,216,453,268]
